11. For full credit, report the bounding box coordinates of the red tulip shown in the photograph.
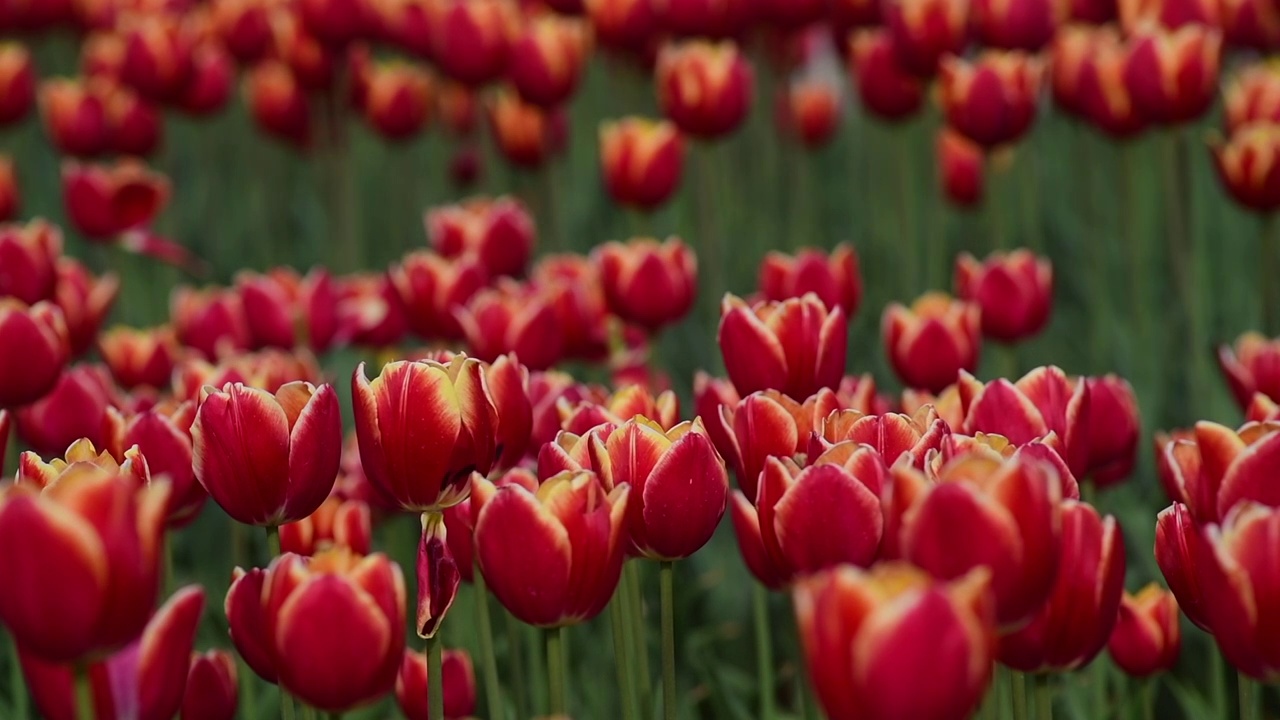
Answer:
[532,254,611,360]
[336,272,410,348]
[883,0,971,76]
[1075,29,1147,139]
[655,40,755,139]
[40,78,111,158]
[1246,392,1280,422]
[599,117,686,211]
[120,401,208,527]
[0,218,61,306]
[957,366,1091,476]
[486,88,562,168]
[758,244,862,315]
[794,563,996,720]
[183,649,239,720]
[61,159,169,240]
[396,647,478,720]
[280,496,373,556]
[1225,65,1280,135]
[718,293,847,401]
[245,61,311,146]
[937,128,986,207]
[192,381,342,525]
[939,51,1044,149]
[1124,25,1221,125]
[235,267,339,353]
[53,256,119,358]
[586,0,659,53]
[0,42,34,125]
[179,44,234,116]
[651,0,752,39]
[812,405,951,467]
[704,388,838,496]
[456,282,564,371]
[973,0,1065,50]
[848,29,925,122]
[427,196,535,279]
[20,586,205,720]
[391,251,486,341]
[596,236,697,332]
[779,79,841,148]
[529,370,609,448]
[1154,502,1211,630]
[300,0,367,47]
[99,325,185,390]
[226,549,406,710]
[432,0,518,86]
[1117,0,1219,31]
[0,443,168,662]
[999,501,1126,671]
[1213,126,1280,213]
[212,0,275,63]
[882,292,981,393]
[558,384,680,436]
[171,286,251,361]
[1081,374,1139,486]
[1220,0,1280,50]
[1048,25,1093,116]
[0,299,69,409]
[363,59,433,141]
[954,250,1052,342]
[508,15,590,107]
[416,510,461,638]
[473,469,629,626]
[15,363,120,458]
[117,13,193,103]
[1108,584,1182,677]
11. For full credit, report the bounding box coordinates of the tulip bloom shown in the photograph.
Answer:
[20,586,205,720]
[120,402,207,527]
[1159,421,1280,524]
[794,563,996,720]
[15,363,119,458]
[0,218,60,305]
[1212,125,1280,213]
[703,388,836,495]
[600,117,686,211]
[473,470,629,626]
[999,501,1126,671]
[1108,584,1182,677]
[655,40,754,139]
[1117,0,1219,31]
[882,292,981,393]
[171,286,251,361]
[456,283,564,370]
[596,236,697,331]
[391,251,487,341]
[937,128,985,207]
[235,267,339,353]
[183,649,239,720]
[939,51,1044,149]
[362,60,433,141]
[353,356,499,511]
[226,549,407,710]
[813,405,950,466]
[585,0,659,53]
[1124,25,1221,125]
[486,89,561,168]
[973,0,1064,50]
[757,244,862,315]
[53,257,119,358]
[884,0,971,76]
[192,381,342,525]
[0,444,168,662]
[245,61,311,146]
[1221,0,1280,50]
[557,383,680,436]
[508,15,590,108]
[780,80,841,148]
[427,196,535,279]
[954,250,1053,342]
[650,0,752,39]
[848,29,925,122]
[179,44,235,117]
[396,647,477,720]
[718,293,847,401]
[1154,502,1210,631]
[280,497,373,557]
[1224,65,1280,136]
[431,0,519,87]
[0,299,69,408]
[0,43,34,125]
[104,83,162,156]
[61,159,169,240]
[39,78,110,158]
[957,366,1091,475]
[99,325,184,390]
[1220,332,1280,408]
[1081,374,1139,486]
[1076,30,1147,139]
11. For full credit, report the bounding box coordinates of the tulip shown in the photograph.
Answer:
[183,649,239,720]
[973,0,1064,50]
[0,443,168,662]
[397,647,478,720]
[360,59,432,141]
[486,89,561,168]
[704,388,835,495]
[1081,374,1139,486]
[335,272,409,347]
[0,218,61,306]
[883,0,970,77]
[1154,502,1211,630]
[0,43,34,125]
[1246,392,1280,422]
[0,156,16,223]
[939,51,1044,149]
[1212,125,1280,213]
[888,448,1063,627]
[718,293,847,400]
[595,236,697,331]
[280,496,373,557]
[655,40,754,139]
[847,29,924,122]
[226,549,407,710]
[118,13,193,103]
[1076,29,1147,139]
[353,355,500,511]
[1108,584,1182,677]
[431,0,519,86]
[172,349,325,405]
[20,586,205,720]
[599,117,685,211]
[937,128,985,207]
[999,501,1126,671]
[1048,25,1093,116]
[558,384,680,436]
[780,80,841,148]
[40,78,111,158]
[473,470,629,626]
[52,256,118,358]
[733,453,885,589]
[245,61,310,146]
[15,363,120,458]
[813,405,951,466]
[509,15,590,108]
[1124,25,1221,125]
[391,251,487,342]
[265,11,336,91]
[104,80,163,156]
[192,381,342,526]
[1117,0,1219,31]
[172,286,251,361]
[651,0,752,38]
[456,282,565,371]
[179,44,235,116]
[956,366,1091,474]
[121,401,208,527]
[1172,420,1280,523]
[61,159,169,239]
[758,244,862,316]
[416,510,461,638]
[300,0,367,47]
[1225,65,1280,136]
[794,563,996,720]
[0,300,69,408]
[586,0,659,53]
[235,267,339,353]
[954,249,1053,342]
[1220,0,1280,50]
[427,196,535,279]
[485,353,534,471]
[882,292,981,393]
[530,370,609,448]
[435,80,478,136]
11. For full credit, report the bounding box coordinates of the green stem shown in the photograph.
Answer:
[626,563,653,720]
[265,525,281,559]
[659,562,677,720]
[239,656,257,720]
[791,599,819,720]
[696,143,724,320]
[789,144,814,252]
[1141,679,1155,720]
[1238,672,1259,720]
[328,714,343,720]
[1210,646,1226,718]
[753,583,776,720]
[1021,147,1043,252]
[1012,671,1028,720]
[300,706,318,720]
[1122,142,1146,347]
[74,668,93,720]
[427,636,444,720]
[1164,128,1206,419]
[1033,674,1052,720]
[1262,213,1278,336]
[323,81,358,272]
[8,630,26,719]
[505,611,529,719]
[896,126,917,295]
[546,628,566,715]
[473,572,504,720]
[538,161,564,253]
[997,342,1019,381]
[610,591,638,720]
[163,532,175,597]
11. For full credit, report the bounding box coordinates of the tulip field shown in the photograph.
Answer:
[3,0,1280,718]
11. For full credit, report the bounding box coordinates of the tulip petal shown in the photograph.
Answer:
[192,385,291,525]
[775,465,883,572]
[639,430,728,560]
[729,491,786,589]
[225,568,277,683]
[718,297,788,397]
[136,586,206,720]
[1216,430,1280,518]
[475,485,572,626]
[283,384,343,522]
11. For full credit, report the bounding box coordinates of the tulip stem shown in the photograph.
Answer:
[427,635,444,720]
[74,667,93,720]
[1163,128,1207,418]
[659,561,678,720]
[895,125,917,294]
[610,591,638,720]
[1262,213,1278,336]
[473,571,505,719]
[1141,679,1156,720]
[264,524,281,559]
[753,583,777,720]
[504,611,529,718]
[6,630,26,719]
[1032,674,1052,720]
[1238,672,1260,720]
[545,627,567,715]
[696,143,725,323]
[626,563,653,720]
[1012,671,1028,720]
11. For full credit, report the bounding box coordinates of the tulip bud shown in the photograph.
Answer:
[999,501,1126,671]
[939,51,1043,149]
[353,356,500,511]
[655,40,754,139]
[300,0,367,47]
[396,647,478,720]
[794,563,996,720]
[1049,25,1093,116]
[1080,374,1139,486]
[363,59,433,141]
[245,61,311,146]
[1224,65,1280,135]
[704,388,823,495]
[15,363,120,458]
[1219,332,1280,409]
[509,15,591,108]
[183,649,239,720]
[0,218,61,306]
[954,249,1053,342]
[172,286,251,361]
[814,405,950,466]
[1212,125,1280,213]
[416,511,461,638]
[1246,392,1280,422]
[1154,502,1211,631]
[883,0,970,77]
[427,196,535,278]
[777,79,841,149]
[557,384,679,436]
[883,293,981,393]
[432,0,519,86]
[336,272,410,347]
[1124,25,1221,125]
[1117,0,1219,32]
[40,78,111,158]
[848,29,925,121]
[0,300,70,409]
[102,82,163,157]
[226,549,407,710]
[280,496,373,556]
[456,283,565,371]
[0,43,35,125]
[718,293,847,401]
[212,0,274,63]
[193,381,342,525]
[586,0,659,53]
[1108,584,1182,677]
[179,43,234,116]
[49,256,116,358]
[595,236,697,331]
[973,0,1066,50]
[600,117,686,210]
[473,470,630,626]
[937,128,985,207]
[391,251,487,341]
[757,244,862,315]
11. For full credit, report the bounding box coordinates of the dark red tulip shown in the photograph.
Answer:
[1154,502,1210,630]
[363,59,433,141]
[0,300,69,409]
[957,366,1091,476]
[40,78,111,158]
[61,160,169,240]
[335,272,410,348]
[245,61,311,146]
[1081,374,1140,486]
[179,44,234,116]
[300,0,367,47]
[212,0,274,63]
[416,511,460,638]
[954,249,1053,342]
[1124,25,1221,125]
[0,43,34,125]
[883,0,970,76]
[1212,125,1280,213]
[99,325,185,391]
[882,293,981,393]
[718,293,847,401]
[120,401,207,527]
[1108,584,1182,677]
[972,0,1065,50]
[0,218,61,306]
[456,283,565,371]
[758,244,862,315]
[15,363,119,458]
[655,40,754,139]
[848,29,925,121]
[396,647,478,720]
[596,236,697,332]
[939,51,1044,149]
[586,0,659,52]
[938,128,985,207]
[53,257,119,358]
[235,267,339,353]
[650,0,752,39]
[508,15,590,107]
[600,117,686,211]
[1220,333,1280,408]
[183,649,239,720]
[432,0,519,86]
[533,253,611,360]
[428,196,535,279]
[392,251,488,341]
[171,286,250,361]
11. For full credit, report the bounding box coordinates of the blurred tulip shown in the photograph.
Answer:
[1124,25,1221,125]
[1220,0,1280,50]
[448,145,483,188]
[0,218,60,306]
[176,43,232,116]
[954,249,1053,342]
[1219,332,1280,407]
[436,80,478,135]
[52,257,116,358]
[457,282,564,370]
[595,236,697,331]
[1212,124,1280,213]
[1246,392,1280,422]
[0,157,17,223]
[0,443,167,662]
[758,244,862,315]
[1225,65,1280,135]
[939,51,1043,148]
[193,381,342,525]
[105,82,163,157]
[15,363,119,458]
[530,370,609,448]
[957,366,1090,475]
[794,563,995,720]
[1166,421,1280,523]
[236,267,339,353]
[61,160,169,239]
[121,401,207,527]
[118,13,193,103]
[1049,25,1092,116]
[226,549,406,710]
[586,0,659,52]
[650,0,752,38]
[937,128,985,207]
[21,586,205,720]
[486,353,533,470]
[362,59,432,141]
[172,286,250,360]
[655,40,754,139]
[40,78,111,157]
[718,293,847,401]
[1154,502,1210,630]
[212,0,275,62]
[427,196,535,278]
[245,61,310,146]
[812,405,951,465]
[509,15,590,107]
[1075,29,1147,139]
[1081,374,1139,486]
[280,495,372,556]
[882,292,981,392]
[432,0,518,86]
[780,79,841,148]
[600,117,685,210]
[353,355,499,511]
[0,43,34,125]
[183,649,239,720]
[336,272,410,347]
[486,89,560,168]
[847,29,924,121]
[396,647,478,720]
[473,470,629,626]
[99,325,182,390]
[999,501,1125,670]
[884,0,970,76]
[300,0,367,47]
[391,251,487,341]
[1117,0,1219,31]
[1108,584,1182,677]
[973,0,1065,49]
[0,300,69,408]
